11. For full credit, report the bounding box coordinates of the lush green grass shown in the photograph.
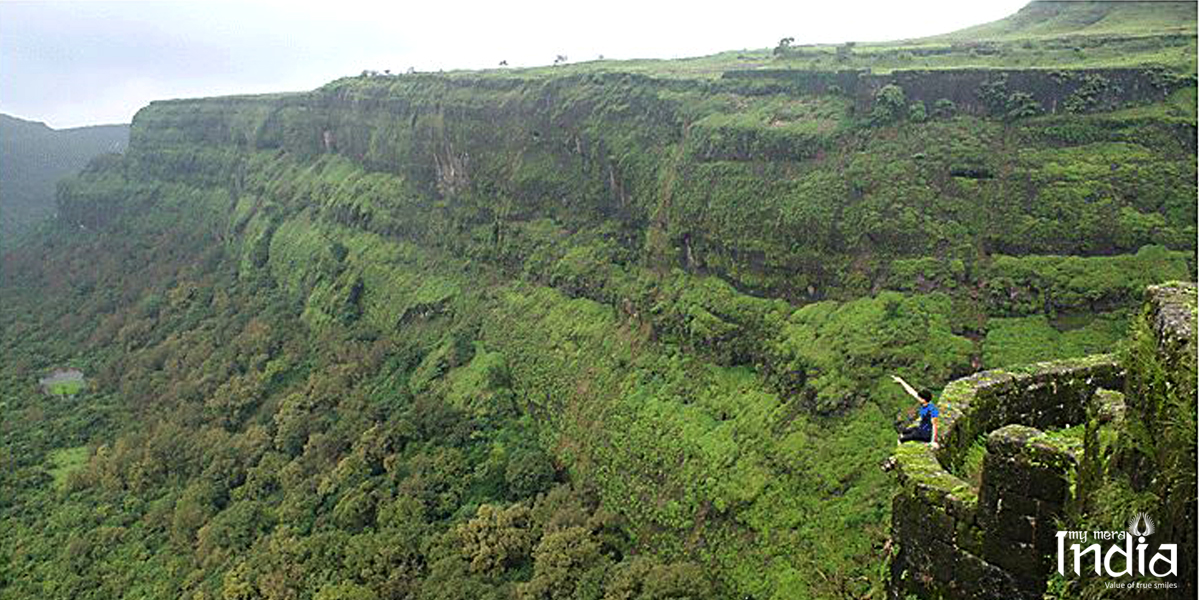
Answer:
[982,311,1130,368]
[45,446,88,488]
[44,379,85,396]
[933,1,1197,42]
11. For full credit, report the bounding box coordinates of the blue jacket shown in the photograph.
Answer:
[918,403,939,432]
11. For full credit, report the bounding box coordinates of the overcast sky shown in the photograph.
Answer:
[0,0,1029,128]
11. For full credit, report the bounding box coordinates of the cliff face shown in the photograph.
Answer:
[725,67,1191,117]
[16,65,1196,599]
[96,68,1195,301]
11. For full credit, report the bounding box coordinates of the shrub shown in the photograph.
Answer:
[933,98,956,118]
[871,84,907,124]
[909,101,928,123]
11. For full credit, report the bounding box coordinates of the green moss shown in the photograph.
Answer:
[951,434,988,486]
[894,442,978,507]
[1039,424,1086,459]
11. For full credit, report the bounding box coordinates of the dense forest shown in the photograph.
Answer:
[0,113,129,248]
[0,2,1196,599]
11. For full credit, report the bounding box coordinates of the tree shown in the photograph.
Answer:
[1004,91,1042,119]
[553,55,568,66]
[455,503,537,575]
[506,447,556,499]
[773,37,795,57]
[314,583,378,600]
[518,526,611,600]
[836,41,855,62]
[221,562,260,600]
[603,558,715,600]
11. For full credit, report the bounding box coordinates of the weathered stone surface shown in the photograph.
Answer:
[893,492,955,545]
[987,424,1042,457]
[992,508,1035,542]
[1146,281,1197,355]
[949,549,1028,600]
[894,442,978,512]
[1026,467,1069,504]
[983,538,1042,576]
[955,518,984,555]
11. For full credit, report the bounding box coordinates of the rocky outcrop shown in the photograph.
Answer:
[889,355,1121,599]
[889,281,1198,600]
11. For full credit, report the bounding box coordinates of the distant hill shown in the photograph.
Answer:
[0,113,129,246]
[934,0,1197,41]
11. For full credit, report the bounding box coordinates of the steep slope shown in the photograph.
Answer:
[0,5,1196,600]
[0,113,129,246]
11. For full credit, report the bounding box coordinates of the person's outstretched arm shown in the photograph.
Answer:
[891,375,922,402]
[931,417,939,448]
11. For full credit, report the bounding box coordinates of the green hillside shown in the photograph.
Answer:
[0,114,129,247]
[936,0,1197,41]
[466,0,1196,79]
[0,2,1195,600]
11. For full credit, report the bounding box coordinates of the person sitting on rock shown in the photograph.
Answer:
[892,375,939,448]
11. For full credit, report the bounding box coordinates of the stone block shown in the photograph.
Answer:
[987,424,1042,458]
[950,549,1028,600]
[987,506,1035,543]
[894,492,955,546]
[891,493,924,537]
[1031,518,1061,559]
[980,456,1030,506]
[955,518,984,555]
[925,539,963,574]
[1026,468,1069,504]
[918,496,957,539]
[998,493,1038,516]
[983,538,1042,576]
[1147,282,1197,358]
